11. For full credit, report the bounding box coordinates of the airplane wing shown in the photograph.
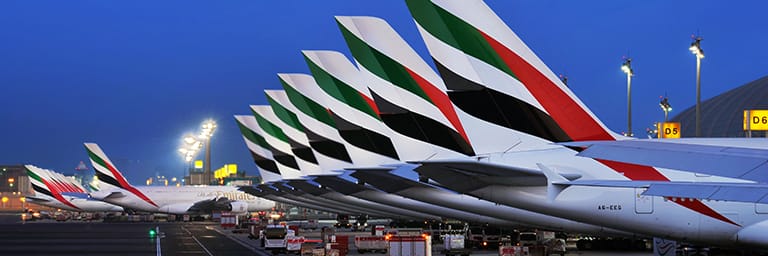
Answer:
[187,197,241,213]
[561,179,768,204]
[561,140,768,182]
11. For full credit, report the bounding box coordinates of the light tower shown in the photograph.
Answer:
[200,120,217,185]
[689,36,704,137]
[621,58,634,137]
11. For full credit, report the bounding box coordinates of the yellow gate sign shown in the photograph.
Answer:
[744,110,768,131]
[657,122,681,139]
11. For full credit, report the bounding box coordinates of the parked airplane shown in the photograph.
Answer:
[24,165,123,212]
[265,82,522,227]
[302,14,635,236]
[84,143,275,215]
[402,0,768,247]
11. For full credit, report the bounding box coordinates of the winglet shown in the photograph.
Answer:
[537,163,569,202]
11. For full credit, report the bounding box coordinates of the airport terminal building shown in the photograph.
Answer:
[672,75,768,137]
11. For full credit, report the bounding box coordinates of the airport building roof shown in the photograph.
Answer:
[671,76,768,137]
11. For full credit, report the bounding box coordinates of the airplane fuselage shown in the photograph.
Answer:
[95,185,274,214]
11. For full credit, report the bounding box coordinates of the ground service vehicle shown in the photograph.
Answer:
[354,235,388,254]
[387,234,431,256]
[263,225,289,254]
[441,233,470,256]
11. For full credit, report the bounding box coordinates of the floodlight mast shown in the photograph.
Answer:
[689,36,704,137]
[621,58,634,137]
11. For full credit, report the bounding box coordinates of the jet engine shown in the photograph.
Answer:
[736,219,768,247]
[227,201,248,213]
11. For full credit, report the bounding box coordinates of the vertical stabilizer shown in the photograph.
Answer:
[336,15,475,157]
[250,105,306,180]
[234,115,284,183]
[280,71,398,167]
[405,0,620,142]
[266,88,352,173]
[303,50,401,161]
[83,143,158,207]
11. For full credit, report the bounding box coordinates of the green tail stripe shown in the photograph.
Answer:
[252,109,290,144]
[405,0,516,79]
[25,168,43,183]
[235,117,271,149]
[337,19,433,105]
[86,148,111,174]
[266,91,304,132]
[304,53,380,120]
[281,78,337,128]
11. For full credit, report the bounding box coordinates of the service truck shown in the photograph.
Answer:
[262,224,291,254]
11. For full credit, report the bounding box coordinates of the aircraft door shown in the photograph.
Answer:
[635,188,653,214]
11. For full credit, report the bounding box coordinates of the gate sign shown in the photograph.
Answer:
[744,110,768,131]
[657,122,681,139]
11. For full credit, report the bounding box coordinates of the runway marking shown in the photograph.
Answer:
[191,236,214,256]
[182,225,213,256]
[155,226,162,256]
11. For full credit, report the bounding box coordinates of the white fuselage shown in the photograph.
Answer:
[432,145,768,247]
[92,185,275,214]
[27,193,123,212]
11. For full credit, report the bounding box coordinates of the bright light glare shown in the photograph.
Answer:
[184,135,197,144]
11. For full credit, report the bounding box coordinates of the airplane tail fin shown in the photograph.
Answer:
[24,165,81,209]
[405,0,621,142]
[336,15,476,157]
[278,71,399,168]
[84,143,159,207]
[266,88,353,173]
[302,50,401,161]
[235,115,284,183]
[84,143,136,191]
[25,165,54,198]
[249,106,306,180]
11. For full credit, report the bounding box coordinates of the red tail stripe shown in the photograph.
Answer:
[479,31,612,141]
[404,67,471,146]
[102,161,158,208]
[40,178,80,210]
[359,91,381,117]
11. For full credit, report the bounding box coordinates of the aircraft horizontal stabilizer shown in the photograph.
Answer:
[411,160,548,193]
[412,158,543,178]
[561,140,768,183]
[60,192,93,200]
[24,196,50,202]
[350,170,430,193]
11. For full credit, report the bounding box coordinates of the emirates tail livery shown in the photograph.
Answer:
[326,14,634,237]
[403,0,768,248]
[24,165,123,212]
[84,143,275,215]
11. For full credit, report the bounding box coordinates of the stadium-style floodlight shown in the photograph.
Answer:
[621,58,634,137]
[177,119,217,184]
[689,36,704,137]
[199,119,217,184]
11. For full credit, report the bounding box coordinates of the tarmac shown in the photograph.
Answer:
[0,213,656,256]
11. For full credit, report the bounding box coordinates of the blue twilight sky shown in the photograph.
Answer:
[1,1,767,184]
